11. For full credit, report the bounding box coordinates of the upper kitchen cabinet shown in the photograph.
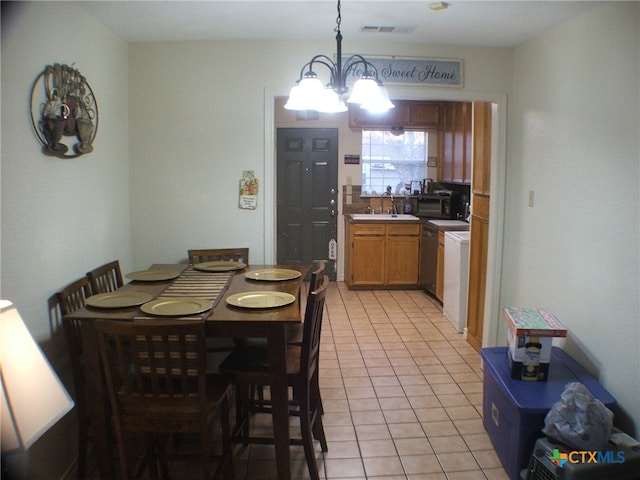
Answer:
[349,100,441,129]
[439,102,472,184]
[410,101,441,128]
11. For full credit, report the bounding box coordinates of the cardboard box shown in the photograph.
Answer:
[503,307,568,337]
[503,308,567,381]
[507,332,553,380]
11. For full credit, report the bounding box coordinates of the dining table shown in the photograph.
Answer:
[64,262,310,480]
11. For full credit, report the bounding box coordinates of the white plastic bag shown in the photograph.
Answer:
[542,381,614,450]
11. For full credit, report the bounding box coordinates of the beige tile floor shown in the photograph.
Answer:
[232,281,510,480]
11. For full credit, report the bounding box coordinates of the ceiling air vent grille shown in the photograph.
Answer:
[360,25,415,34]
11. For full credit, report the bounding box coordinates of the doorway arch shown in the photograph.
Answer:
[264,86,506,349]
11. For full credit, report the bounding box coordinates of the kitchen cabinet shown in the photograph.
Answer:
[349,100,441,129]
[345,217,420,288]
[409,102,441,128]
[436,231,445,300]
[347,223,386,286]
[439,102,472,184]
[466,102,492,351]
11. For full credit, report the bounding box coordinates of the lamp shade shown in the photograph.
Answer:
[284,84,308,110]
[359,84,395,113]
[0,301,74,453]
[315,88,348,113]
[346,77,380,105]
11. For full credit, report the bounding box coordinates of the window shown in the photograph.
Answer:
[361,130,427,195]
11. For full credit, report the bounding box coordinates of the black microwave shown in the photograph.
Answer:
[416,193,459,219]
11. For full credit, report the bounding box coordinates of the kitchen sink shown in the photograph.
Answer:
[349,214,420,221]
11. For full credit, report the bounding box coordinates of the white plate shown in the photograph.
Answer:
[126,269,181,281]
[140,297,213,316]
[193,261,247,272]
[244,269,301,281]
[86,291,154,309]
[226,291,295,309]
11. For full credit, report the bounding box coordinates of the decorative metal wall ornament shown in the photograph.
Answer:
[29,63,98,159]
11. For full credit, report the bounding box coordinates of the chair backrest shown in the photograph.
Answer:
[87,260,123,294]
[57,277,93,414]
[188,248,249,265]
[308,260,326,297]
[58,276,92,315]
[95,319,209,431]
[300,275,329,384]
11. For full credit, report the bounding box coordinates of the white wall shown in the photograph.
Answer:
[505,2,640,433]
[1,2,131,340]
[128,40,511,271]
[1,1,130,476]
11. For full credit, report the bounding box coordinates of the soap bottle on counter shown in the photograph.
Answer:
[403,197,411,214]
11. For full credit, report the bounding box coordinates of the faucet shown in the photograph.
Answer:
[382,186,398,215]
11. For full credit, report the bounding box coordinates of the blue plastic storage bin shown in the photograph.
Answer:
[481,346,617,480]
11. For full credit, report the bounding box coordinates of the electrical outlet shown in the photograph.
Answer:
[528,190,535,207]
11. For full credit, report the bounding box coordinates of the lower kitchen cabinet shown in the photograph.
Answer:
[345,219,420,288]
[350,229,386,286]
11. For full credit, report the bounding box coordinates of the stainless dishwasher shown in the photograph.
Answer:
[419,220,438,296]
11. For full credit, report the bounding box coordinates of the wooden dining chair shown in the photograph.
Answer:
[96,319,234,480]
[219,275,329,480]
[243,259,326,404]
[187,248,249,265]
[57,276,94,479]
[86,260,123,294]
[287,260,326,346]
[95,319,235,480]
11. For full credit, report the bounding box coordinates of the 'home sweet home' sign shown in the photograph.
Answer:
[345,56,463,88]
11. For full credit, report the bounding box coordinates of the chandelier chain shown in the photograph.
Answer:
[335,0,342,34]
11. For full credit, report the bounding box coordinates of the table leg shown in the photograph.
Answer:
[81,322,115,479]
[266,325,291,480]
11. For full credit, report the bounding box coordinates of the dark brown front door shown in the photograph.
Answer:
[276,128,338,280]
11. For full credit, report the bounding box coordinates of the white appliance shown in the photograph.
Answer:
[443,231,470,333]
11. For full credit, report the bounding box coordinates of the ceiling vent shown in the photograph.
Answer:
[360,25,416,34]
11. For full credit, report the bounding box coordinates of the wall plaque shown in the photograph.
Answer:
[30,63,98,159]
[239,170,259,209]
[345,56,463,88]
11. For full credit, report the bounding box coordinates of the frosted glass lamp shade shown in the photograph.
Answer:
[315,88,348,113]
[346,77,379,105]
[360,84,395,113]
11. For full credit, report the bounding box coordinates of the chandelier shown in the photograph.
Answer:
[284,0,394,113]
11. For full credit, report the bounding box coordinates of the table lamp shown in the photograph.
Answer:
[1,300,75,453]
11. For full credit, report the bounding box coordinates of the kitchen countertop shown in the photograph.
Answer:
[346,214,420,223]
[427,219,470,230]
